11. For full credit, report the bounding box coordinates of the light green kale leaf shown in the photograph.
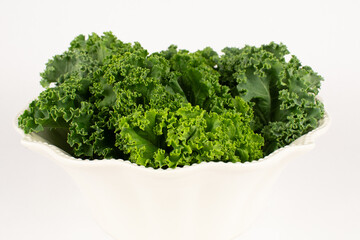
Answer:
[114,103,263,169]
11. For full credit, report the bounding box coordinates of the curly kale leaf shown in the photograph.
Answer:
[156,46,232,113]
[114,104,263,169]
[19,32,142,159]
[40,32,131,88]
[218,42,324,154]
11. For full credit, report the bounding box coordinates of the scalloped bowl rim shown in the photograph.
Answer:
[15,108,330,174]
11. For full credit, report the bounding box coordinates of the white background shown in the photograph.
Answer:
[1,0,359,239]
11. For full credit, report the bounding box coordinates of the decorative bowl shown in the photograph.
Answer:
[15,110,330,240]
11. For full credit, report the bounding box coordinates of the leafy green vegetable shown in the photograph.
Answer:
[218,42,324,154]
[113,103,263,168]
[18,32,324,168]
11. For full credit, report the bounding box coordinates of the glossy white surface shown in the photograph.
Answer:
[16,113,329,240]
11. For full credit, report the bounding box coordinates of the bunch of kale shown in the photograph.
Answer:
[18,32,324,168]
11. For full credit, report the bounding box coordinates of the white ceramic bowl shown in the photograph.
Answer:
[15,111,330,240]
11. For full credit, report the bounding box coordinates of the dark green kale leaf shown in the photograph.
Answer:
[218,42,324,155]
